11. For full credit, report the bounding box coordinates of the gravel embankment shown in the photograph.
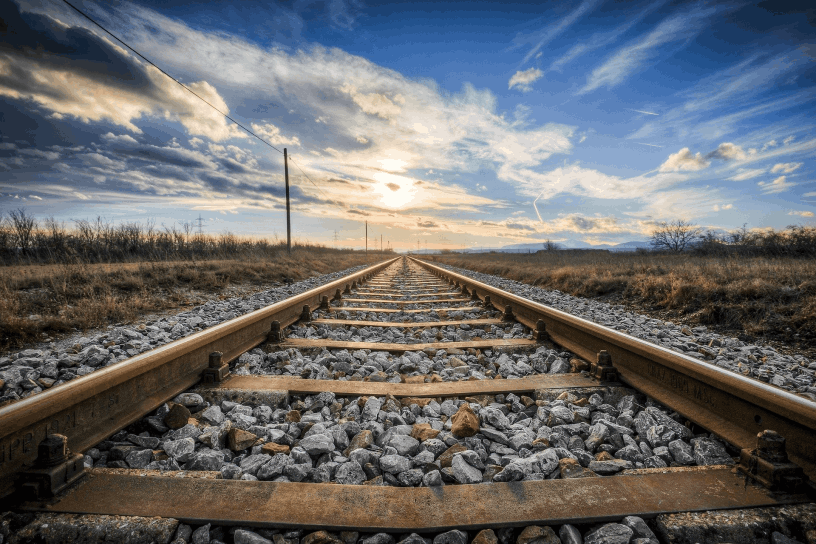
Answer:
[433,263,816,402]
[94,388,735,489]
[0,265,370,405]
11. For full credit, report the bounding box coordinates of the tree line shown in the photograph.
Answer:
[0,209,386,265]
[649,219,816,257]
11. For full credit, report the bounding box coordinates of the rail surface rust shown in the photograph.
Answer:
[0,258,399,498]
[411,257,816,484]
[2,256,813,531]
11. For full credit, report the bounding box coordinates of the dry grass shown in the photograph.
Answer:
[428,251,816,357]
[0,251,383,354]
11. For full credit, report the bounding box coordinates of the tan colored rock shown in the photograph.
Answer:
[517,526,560,544]
[531,437,551,449]
[438,444,467,468]
[559,458,599,479]
[571,397,590,407]
[404,375,427,384]
[520,396,536,407]
[411,423,440,442]
[595,451,614,461]
[227,428,257,452]
[285,410,301,422]
[401,397,434,408]
[570,358,590,373]
[164,403,191,430]
[343,429,374,457]
[451,403,480,438]
[449,357,467,368]
[261,442,290,455]
[472,529,498,544]
[430,374,444,383]
[301,530,342,544]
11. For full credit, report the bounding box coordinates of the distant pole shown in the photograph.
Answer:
[365,221,368,259]
[381,234,383,252]
[284,148,291,254]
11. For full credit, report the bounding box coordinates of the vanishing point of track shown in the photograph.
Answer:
[1,256,814,538]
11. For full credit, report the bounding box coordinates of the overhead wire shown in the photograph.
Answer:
[60,0,285,156]
[61,0,341,209]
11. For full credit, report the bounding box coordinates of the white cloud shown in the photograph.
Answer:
[581,6,717,94]
[771,162,803,174]
[758,176,796,194]
[29,195,42,200]
[713,203,733,212]
[102,132,139,145]
[250,123,301,147]
[339,84,404,120]
[705,142,747,161]
[784,136,796,145]
[728,168,765,181]
[788,210,814,217]
[508,68,544,92]
[356,136,369,144]
[0,143,18,150]
[659,148,709,172]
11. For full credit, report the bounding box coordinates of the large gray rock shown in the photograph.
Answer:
[622,515,657,541]
[668,439,695,465]
[380,454,412,474]
[389,434,420,456]
[240,454,271,476]
[257,453,293,480]
[234,529,273,544]
[584,523,633,544]
[300,434,336,456]
[692,437,735,466]
[433,530,467,544]
[451,454,482,484]
[336,461,367,485]
[362,397,382,420]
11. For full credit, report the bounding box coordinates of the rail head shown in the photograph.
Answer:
[0,257,399,498]
[411,257,816,482]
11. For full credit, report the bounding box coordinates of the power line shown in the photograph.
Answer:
[60,0,343,210]
[60,0,286,157]
[287,154,331,201]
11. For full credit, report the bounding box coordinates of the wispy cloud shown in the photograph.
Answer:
[515,0,601,67]
[771,162,803,174]
[508,68,544,92]
[728,168,766,181]
[758,176,796,194]
[581,4,718,94]
[548,1,665,74]
[788,210,814,217]
[632,109,659,116]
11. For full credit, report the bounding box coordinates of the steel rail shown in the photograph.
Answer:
[0,257,399,498]
[411,257,816,483]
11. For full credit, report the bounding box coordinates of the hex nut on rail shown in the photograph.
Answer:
[202,351,230,384]
[19,435,85,500]
[300,304,312,323]
[268,321,285,344]
[738,430,808,493]
[590,350,619,382]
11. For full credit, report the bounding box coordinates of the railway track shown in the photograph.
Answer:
[1,256,815,543]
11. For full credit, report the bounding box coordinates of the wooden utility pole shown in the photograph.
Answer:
[365,221,368,259]
[284,148,291,254]
[380,234,383,252]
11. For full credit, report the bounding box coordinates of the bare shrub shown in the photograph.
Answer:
[650,219,701,253]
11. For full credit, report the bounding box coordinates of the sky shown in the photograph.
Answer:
[1,0,815,251]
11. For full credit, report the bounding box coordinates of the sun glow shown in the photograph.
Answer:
[372,172,418,208]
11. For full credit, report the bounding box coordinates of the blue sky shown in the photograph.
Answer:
[1,0,814,250]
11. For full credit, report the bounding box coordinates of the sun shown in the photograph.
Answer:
[372,172,418,209]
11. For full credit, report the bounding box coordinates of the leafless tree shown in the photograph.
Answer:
[650,219,701,253]
[9,208,36,251]
[542,239,559,251]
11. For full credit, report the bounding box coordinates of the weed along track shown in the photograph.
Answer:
[1,256,815,543]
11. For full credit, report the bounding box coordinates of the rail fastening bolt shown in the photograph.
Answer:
[38,434,68,467]
[209,351,223,368]
[757,429,788,462]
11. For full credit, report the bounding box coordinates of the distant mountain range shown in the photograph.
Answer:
[408,240,651,254]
